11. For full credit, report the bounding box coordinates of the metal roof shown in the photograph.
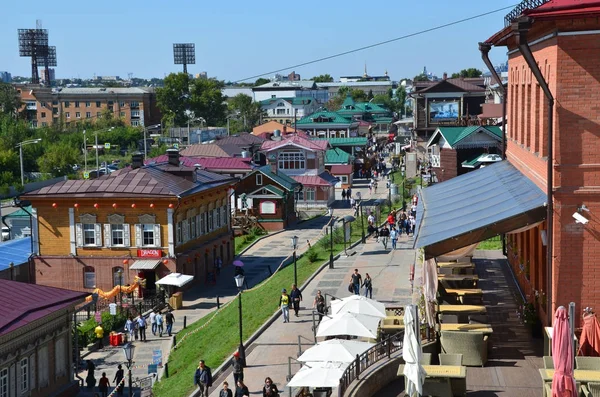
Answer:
[181,143,242,158]
[329,165,354,174]
[56,87,153,95]
[325,148,353,164]
[0,237,31,270]
[414,161,547,257]
[130,259,161,270]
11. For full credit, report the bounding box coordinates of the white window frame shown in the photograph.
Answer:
[19,358,28,394]
[208,211,214,232]
[142,224,155,246]
[84,267,96,288]
[256,174,263,185]
[77,223,102,247]
[278,150,306,170]
[76,112,81,119]
[111,224,125,246]
[132,120,140,127]
[54,337,66,378]
[306,187,316,201]
[0,367,7,397]
[176,222,182,245]
[65,112,70,119]
[190,216,197,239]
[37,346,48,388]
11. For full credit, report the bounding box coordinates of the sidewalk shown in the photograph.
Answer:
[208,233,416,397]
[75,177,389,396]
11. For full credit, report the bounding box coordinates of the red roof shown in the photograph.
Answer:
[261,135,329,152]
[293,175,335,187]
[329,165,353,174]
[0,279,87,336]
[191,157,252,170]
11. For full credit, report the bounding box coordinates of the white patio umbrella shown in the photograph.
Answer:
[403,306,426,397]
[330,295,387,318]
[286,361,348,388]
[298,339,375,363]
[316,312,381,339]
[422,258,438,327]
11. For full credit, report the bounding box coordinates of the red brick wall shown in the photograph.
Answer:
[437,149,457,182]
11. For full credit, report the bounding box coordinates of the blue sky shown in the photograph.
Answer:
[1,0,516,81]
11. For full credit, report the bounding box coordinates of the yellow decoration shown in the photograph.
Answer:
[84,276,146,302]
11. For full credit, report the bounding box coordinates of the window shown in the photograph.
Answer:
[41,101,47,107]
[131,120,139,126]
[208,211,214,232]
[85,101,91,107]
[64,101,70,108]
[54,337,66,377]
[297,190,304,201]
[222,206,228,227]
[305,188,316,201]
[271,94,276,98]
[97,112,102,118]
[38,346,48,388]
[260,201,276,214]
[190,216,197,239]
[111,224,124,246]
[41,112,46,118]
[41,122,47,127]
[83,224,96,245]
[86,112,91,118]
[52,100,58,105]
[76,112,81,118]
[120,112,125,117]
[256,174,263,185]
[96,101,101,107]
[200,213,206,235]
[176,222,182,244]
[75,101,80,108]
[108,101,114,107]
[19,358,28,393]
[84,266,95,288]
[0,367,7,397]
[278,150,305,170]
[276,108,286,115]
[52,107,58,115]
[142,224,155,246]
[130,101,139,108]
[113,267,124,286]
[214,208,220,228]
[131,110,140,117]
[65,112,71,119]
[119,101,125,107]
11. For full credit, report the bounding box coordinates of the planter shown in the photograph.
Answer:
[530,320,543,339]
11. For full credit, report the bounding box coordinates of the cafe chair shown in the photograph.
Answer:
[439,353,463,366]
[543,356,554,369]
[440,330,488,367]
[581,382,600,397]
[576,356,600,370]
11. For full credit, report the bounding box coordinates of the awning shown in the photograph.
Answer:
[155,273,194,288]
[414,161,547,258]
[130,259,161,270]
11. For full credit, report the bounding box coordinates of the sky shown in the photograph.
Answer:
[1,0,517,82]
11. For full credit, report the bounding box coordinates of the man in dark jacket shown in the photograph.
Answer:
[194,360,212,397]
[232,352,244,384]
[290,284,303,317]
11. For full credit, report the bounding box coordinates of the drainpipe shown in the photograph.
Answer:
[513,16,555,325]
[478,42,507,160]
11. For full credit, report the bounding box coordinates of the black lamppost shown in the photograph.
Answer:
[329,216,334,269]
[291,235,298,286]
[234,274,246,367]
[122,342,135,397]
[359,201,366,243]
[401,169,406,210]
[340,215,356,257]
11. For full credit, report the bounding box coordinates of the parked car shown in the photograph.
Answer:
[1,226,10,241]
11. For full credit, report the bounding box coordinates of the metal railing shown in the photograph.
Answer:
[337,331,404,397]
[504,0,550,26]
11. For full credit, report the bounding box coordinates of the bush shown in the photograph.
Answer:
[306,248,319,263]
[76,310,127,347]
[249,226,265,237]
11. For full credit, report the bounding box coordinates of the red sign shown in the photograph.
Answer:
[137,249,162,258]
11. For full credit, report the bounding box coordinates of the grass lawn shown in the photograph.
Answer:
[477,237,503,250]
[153,219,371,397]
[234,233,265,255]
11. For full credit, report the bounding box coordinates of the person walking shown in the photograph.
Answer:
[313,290,326,322]
[290,284,303,317]
[262,377,280,397]
[410,216,416,235]
[125,316,135,342]
[347,188,352,199]
[155,311,164,337]
[405,216,411,236]
[113,364,124,396]
[219,382,233,397]
[368,182,373,194]
[279,289,290,323]
[390,227,398,250]
[194,360,213,397]
[380,225,390,250]
[350,269,362,295]
[149,310,157,336]
[341,189,347,201]
[137,315,147,342]
[98,372,110,397]
[165,310,175,337]
[234,380,249,397]
[232,352,244,384]
[94,323,104,349]
[362,273,373,299]
[215,256,223,276]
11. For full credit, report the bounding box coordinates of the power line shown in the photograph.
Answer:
[234,4,517,83]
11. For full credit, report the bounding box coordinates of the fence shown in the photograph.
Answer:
[74,289,167,324]
[504,0,550,26]
[337,331,404,397]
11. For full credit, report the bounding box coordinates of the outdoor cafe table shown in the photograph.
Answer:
[438,305,487,315]
[539,368,600,383]
[437,262,475,269]
[438,275,479,288]
[398,364,467,396]
[544,326,579,356]
[439,323,493,335]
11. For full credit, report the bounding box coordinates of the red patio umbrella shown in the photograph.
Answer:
[552,306,577,397]
[579,313,600,357]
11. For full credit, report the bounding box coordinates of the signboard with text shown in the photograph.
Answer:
[137,249,162,258]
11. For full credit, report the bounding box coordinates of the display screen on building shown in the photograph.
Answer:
[429,101,459,123]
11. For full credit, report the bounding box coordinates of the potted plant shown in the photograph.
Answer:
[517,297,543,338]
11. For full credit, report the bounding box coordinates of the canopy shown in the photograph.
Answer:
[286,361,348,388]
[130,259,161,270]
[579,314,600,357]
[316,312,380,339]
[155,273,193,287]
[297,339,374,363]
[330,295,387,319]
[414,161,547,257]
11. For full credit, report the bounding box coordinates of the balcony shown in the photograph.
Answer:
[430,154,440,168]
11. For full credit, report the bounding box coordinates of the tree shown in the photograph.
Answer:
[367,90,374,101]
[451,68,483,78]
[189,78,228,126]
[228,93,265,131]
[37,142,80,177]
[413,74,429,82]
[350,89,367,102]
[0,83,21,117]
[254,78,270,86]
[311,74,334,83]
[156,73,191,126]
[395,85,408,116]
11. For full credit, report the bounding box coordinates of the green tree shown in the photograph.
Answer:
[350,89,368,102]
[156,73,191,126]
[228,94,265,131]
[413,74,429,82]
[451,68,483,78]
[395,85,408,116]
[189,78,228,126]
[0,83,21,117]
[367,89,374,101]
[311,74,334,83]
[254,78,270,86]
[37,142,80,176]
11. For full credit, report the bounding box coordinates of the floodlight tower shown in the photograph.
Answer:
[17,21,49,84]
[173,43,195,74]
[37,46,57,86]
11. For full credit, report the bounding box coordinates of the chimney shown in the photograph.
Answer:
[167,148,180,166]
[131,152,144,169]
[443,72,448,80]
[271,162,277,175]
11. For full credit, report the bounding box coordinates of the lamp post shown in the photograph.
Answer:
[143,124,161,162]
[117,269,123,309]
[93,127,114,174]
[329,216,334,269]
[291,235,298,286]
[83,130,87,172]
[360,201,366,244]
[401,170,406,210]
[234,275,246,367]
[16,139,42,186]
[122,342,135,397]
[340,215,356,257]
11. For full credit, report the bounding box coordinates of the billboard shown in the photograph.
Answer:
[429,101,459,123]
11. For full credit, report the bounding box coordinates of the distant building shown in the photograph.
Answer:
[223,86,254,100]
[15,85,161,128]
[0,71,11,83]
[95,75,120,81]
[259,97,319,125]
[316,80,393,102]
[41,68,55,85]
[252,81,328,104]
[195,72,208,79]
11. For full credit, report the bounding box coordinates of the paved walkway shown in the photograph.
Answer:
[208,233,416,397]
[75,176,389,396]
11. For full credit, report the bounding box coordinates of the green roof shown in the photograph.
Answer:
[354,102,390,113]
[461,154,485,168]
[436,126,503,148]
[325,148,354,164]
[255,165,299,191]
[296,111,353,125]
[315,137,368,147]
[3,206,32,219]
[341,95,356,109]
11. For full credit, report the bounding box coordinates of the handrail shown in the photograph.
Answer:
[504,0,550,27]
[337,331,404,397]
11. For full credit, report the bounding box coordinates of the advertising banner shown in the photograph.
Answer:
[429,101,459,123]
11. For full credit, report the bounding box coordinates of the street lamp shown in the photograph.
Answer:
[291,235,299,286]
[328,215,334,269]
[234,274,246,367]
[93,127,115,174]
[226,112,241,136]
[143,124,161,162]
[359,200,366,244]
[122,342,135,397]
[16,139,42,186]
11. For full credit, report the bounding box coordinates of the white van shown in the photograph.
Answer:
[1,226,9,241]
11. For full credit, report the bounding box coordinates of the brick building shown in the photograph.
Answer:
[15,85,161,128]
[21,150,236,294]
